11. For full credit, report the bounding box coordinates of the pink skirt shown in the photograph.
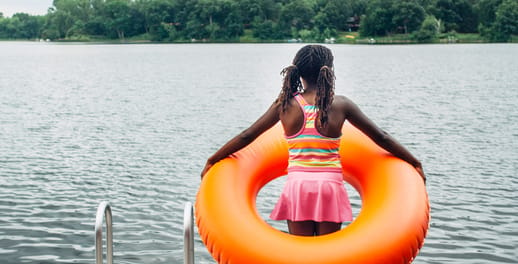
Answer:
[270,171,353,223]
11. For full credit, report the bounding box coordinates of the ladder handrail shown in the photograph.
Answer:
[95,201,113,264]
[184,202,194,264]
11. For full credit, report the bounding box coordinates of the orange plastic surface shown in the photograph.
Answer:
[196,123,429,264]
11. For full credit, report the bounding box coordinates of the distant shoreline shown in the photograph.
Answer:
[2,32,517,45]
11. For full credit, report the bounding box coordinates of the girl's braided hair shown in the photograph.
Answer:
[278,45,335,127]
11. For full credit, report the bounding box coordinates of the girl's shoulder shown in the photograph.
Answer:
[333,94,347,102]
[332,95,354,107]
[332,95,360,115]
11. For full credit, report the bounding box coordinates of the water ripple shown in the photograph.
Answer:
[1,42,517,263]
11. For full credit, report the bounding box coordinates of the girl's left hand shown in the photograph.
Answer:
[200,162,213,180]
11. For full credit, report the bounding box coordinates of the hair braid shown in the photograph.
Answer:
[316,65,335,126]
[279,45,335,125]
[279,65,301,111]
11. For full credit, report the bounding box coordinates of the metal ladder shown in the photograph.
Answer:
[95,202,113,264]
[183,202,195,264]
[94,202,195,264]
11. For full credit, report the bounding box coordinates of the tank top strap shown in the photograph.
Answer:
[294,94,309,107]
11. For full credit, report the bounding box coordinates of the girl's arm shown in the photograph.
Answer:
[344,97,425,182]
[201,101,281,178]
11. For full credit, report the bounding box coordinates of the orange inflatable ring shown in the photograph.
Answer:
[196,123,429,264]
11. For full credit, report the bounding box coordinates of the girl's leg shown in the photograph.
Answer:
[316,221,342,235]
[287,220,316,236]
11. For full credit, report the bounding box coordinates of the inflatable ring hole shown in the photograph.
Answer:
[255,174,363,234]
[256,176,288,233]
[344,181,362,225]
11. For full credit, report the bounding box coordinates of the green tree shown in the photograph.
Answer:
[433,0,478,33]
[314,0,352,32]
[279,0,315,37]
[478,0,502,27]
[44,7,74,38]
[135,0,179,41]
[491,0,518,41]
[220,1,244,40]
[416,0,434,11]
[82,15,106,36]
[360,0,395,36]
[245,0,282,39]
[252,18,282,40]
[101,0,145,39]
[49,0,93,37]
[414,15,441,42]
[173,0,197,39]
[392,0,426,34]
[196,0,223,39]
[0,16,14,38]
[239,0,280,25]
[0,13,44,39]
[350,0,368,16]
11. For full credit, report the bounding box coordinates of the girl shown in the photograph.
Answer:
[201,45,425,236]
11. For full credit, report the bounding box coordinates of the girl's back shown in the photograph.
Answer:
[280,92,349,139]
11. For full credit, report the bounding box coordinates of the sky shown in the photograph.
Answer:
[0,0,54,17]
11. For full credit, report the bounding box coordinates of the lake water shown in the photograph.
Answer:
[0,42,517,264]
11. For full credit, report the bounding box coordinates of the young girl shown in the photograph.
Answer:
[201,45,425,236]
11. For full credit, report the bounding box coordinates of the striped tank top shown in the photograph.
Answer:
[286,94,342,173]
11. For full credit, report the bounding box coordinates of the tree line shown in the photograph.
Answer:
[0,0,517,43]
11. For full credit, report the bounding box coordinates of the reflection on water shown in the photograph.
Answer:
[0,42,517,263]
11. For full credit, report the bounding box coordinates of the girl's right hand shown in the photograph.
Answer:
[415,163,426,184]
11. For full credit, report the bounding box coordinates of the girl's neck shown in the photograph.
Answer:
[300,81,317,104]
[301,79,317,93]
